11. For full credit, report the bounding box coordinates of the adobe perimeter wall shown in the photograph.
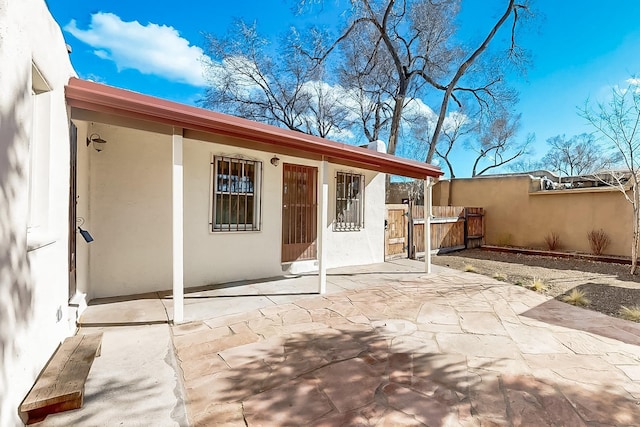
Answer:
[433,176,632,257]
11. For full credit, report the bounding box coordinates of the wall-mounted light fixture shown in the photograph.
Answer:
[86,133,107,152]
[270,155,280,167]
[78,227,94,243]
[77,217,94,243]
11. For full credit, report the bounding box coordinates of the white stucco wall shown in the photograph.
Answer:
[86,125,173,298]
[182,138,285,288]
[324,165,386,268]
[0,0,76,425]
[84,127,386,298]
[74,121,91,299]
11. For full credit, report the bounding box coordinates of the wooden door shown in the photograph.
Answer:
[465,207,485,249]
[282,164,318,262]
[68,123,77,299]
[385,204,407,259]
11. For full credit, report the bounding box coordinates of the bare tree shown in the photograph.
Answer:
[581,81,640,273]
[298,0,530,164]
[540,133,612,177]
[202,20,351,138]
[336,24,397,143]
[507,158,542,173]
[205,1,532,178]
[425,0,529,164]
[406,108,475,178]
[299,80,353,138]
[470,112,533,176]
[308,0,462,155]
[435,111,476,178]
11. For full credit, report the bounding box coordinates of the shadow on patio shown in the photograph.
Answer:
[181,326,640,426]
[79,259,431,326]
[522,295,640,347]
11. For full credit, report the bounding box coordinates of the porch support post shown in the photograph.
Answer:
[172,127,184,323]
[318,159,329,294]
[424,177,433,274]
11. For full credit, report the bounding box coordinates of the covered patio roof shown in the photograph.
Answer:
[65,77,440,323]
[65,77,442,180]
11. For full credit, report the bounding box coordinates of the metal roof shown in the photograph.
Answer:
[65,78,442,180]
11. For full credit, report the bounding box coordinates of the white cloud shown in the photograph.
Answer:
[403,98,438,122]
[65,12,210,87]
[626,78,640,94]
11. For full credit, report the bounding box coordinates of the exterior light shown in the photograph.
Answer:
[87,133,107,152]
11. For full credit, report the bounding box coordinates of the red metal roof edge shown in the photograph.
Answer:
[65,78,443,179]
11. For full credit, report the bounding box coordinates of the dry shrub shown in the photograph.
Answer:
[492,272,507,281]
[619,306,640,322]
[561,289,590,307]
[544,231,560,251]
[587,229,611,255]
[529,277,547,293]
[463,264,477,273]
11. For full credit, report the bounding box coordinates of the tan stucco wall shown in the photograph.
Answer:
[433,176,632,257]
[79,125,385,299]
[0,0,76,424]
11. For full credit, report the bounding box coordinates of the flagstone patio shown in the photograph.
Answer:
[39,260,640,426]
[166,261,640,426]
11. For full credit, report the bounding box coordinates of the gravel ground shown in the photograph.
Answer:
[431,248,640,321]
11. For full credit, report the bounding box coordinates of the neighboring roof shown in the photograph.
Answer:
[65,78,442,180]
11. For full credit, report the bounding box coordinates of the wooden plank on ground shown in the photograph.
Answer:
[20,332,103,424]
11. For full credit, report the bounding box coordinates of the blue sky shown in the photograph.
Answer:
[48,1,640,177]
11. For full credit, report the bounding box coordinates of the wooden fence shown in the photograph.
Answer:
[385,205,484,260]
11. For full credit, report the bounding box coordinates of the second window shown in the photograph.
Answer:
[335,171,364,231]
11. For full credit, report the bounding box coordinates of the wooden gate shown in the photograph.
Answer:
[385,204,407,259]
[465,207,484,249]
[385,205,484,259]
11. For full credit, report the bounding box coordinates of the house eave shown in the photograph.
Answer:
[65,78,443,180]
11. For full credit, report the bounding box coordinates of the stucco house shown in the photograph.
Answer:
[1,1,442,424]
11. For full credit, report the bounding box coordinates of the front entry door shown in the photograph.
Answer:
[282,164,318,262]
[68,123,78,299]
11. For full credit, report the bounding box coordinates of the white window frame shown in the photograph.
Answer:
[27,63,53,249]
[210,155,262,232]
[334,171,365,231]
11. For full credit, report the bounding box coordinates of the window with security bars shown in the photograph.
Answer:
[211,156,262,231]
[335,172,364,231]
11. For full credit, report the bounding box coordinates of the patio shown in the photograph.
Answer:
[39,260,640,426]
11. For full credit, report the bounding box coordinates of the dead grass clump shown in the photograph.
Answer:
[561,288,590,306]
[529,277,547,293]
[492,272,507,281]
[619,306,640,322]
[463,264,477,273]
[544,231,560,251]
[587,229,611,255]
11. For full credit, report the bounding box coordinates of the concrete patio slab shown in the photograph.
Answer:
[37,324,188,427]
[79,293,168,325]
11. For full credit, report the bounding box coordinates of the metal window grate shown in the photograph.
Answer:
[211,156,261,232]
[335,171,364,231]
